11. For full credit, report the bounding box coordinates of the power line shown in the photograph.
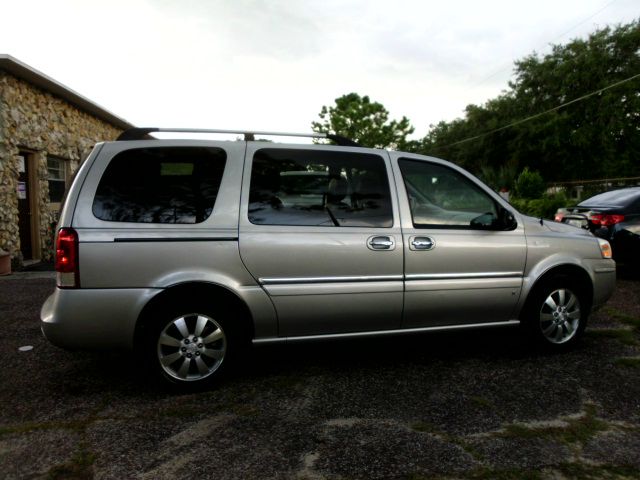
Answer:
[472,0,620,87]
[548,0,620,43]
[429,71,640,153]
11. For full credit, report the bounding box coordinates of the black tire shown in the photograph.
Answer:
[521,275,589,350]
[144,302,239,391]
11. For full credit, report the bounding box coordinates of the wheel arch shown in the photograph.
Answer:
[521,264,594,317]
[134,281,255,348]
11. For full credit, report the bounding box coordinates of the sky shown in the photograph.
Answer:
[1,0,638,140]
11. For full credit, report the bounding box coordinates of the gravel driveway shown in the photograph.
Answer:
[1,272,639,479]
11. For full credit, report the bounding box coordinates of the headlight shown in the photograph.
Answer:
[597,238,612,259]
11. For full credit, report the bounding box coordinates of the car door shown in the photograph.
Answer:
[390,153,527,328]
[239,144,404,337]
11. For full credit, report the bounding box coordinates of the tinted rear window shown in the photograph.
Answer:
[93,147,226,224]
[579,189,640,207]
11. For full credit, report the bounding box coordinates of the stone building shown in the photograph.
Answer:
[0,54,133,267]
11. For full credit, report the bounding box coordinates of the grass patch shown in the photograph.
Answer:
[560,404,609,444]
[229,403,260,416]
[158,400,258,418]
[410,466,544,480]
[410,463,640,480]
[466,468,544,480]
[615,357,640,368]
[586,328,638,346]
[502,423,538,439]
[47,450,95,480]
[556,462,640,479]
[470,396,494,409]
[499,404,609,445]
[407,463,640,480]
[0,419,89,437]
[604,308,640,329]
[410,422,483,461]
[410,421,435,433]
[157,405,206,418]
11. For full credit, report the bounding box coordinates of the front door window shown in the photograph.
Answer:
[399,159,499,229]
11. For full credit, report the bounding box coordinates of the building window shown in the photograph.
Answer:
[47,157,66,203]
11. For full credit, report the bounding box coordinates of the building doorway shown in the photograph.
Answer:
[17,151,39,261]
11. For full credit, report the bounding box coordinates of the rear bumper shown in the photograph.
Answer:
[40,287,159,350]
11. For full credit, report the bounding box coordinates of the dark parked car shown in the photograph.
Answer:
[555,187,640,266]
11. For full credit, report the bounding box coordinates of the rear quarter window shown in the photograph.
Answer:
[92,147,226,224]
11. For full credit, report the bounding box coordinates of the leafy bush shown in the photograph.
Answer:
[479,163,518,192]
[514,167,546,199]
[510,192,568,219]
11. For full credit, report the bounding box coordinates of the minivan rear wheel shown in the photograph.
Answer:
[523,276,588,349]
[146,305,235,389]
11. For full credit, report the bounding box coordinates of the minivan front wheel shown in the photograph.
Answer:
[523,277,588,349]
[148,307,233,388]
[538,288,581,344]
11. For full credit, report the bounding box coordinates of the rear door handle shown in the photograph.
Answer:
[367,236,395,250]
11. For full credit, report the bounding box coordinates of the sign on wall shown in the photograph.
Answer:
[17,182,27,200]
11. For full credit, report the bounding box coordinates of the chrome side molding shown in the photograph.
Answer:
[259,272,523,285]
[405,272,523,280]
[259,275,404,285]
[252,320,521,344]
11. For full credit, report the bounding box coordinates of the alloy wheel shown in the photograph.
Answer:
[156,313,226,381]
[539,288,581,344]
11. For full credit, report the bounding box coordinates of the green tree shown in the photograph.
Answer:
[420,21,640,182]
[508,22,640,181]
[480,162,518,192]
[514,167,546,198]
[420,93,521,176]
[312,93,415,149]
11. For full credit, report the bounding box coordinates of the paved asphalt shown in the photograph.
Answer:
[0,272,639,479]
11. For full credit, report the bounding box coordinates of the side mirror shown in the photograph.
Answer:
[499,208,518,231]
[471,212,497,229]
[471,208,517,231]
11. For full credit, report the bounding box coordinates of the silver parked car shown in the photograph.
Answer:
[41,128,616,389]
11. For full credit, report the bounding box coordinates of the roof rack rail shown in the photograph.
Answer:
[116,128,360,147]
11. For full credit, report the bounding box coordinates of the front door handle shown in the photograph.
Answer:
[410,236,435,251]
[368,236,395,250]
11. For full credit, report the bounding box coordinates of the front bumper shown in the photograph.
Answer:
[40,287,159,350]
[586,258,617,310]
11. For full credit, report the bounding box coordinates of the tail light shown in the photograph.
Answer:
[589,214,625,226]
[554,213,564,222]
[55,227,79,288]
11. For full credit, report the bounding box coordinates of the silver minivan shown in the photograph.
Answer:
[41,128,617,389]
